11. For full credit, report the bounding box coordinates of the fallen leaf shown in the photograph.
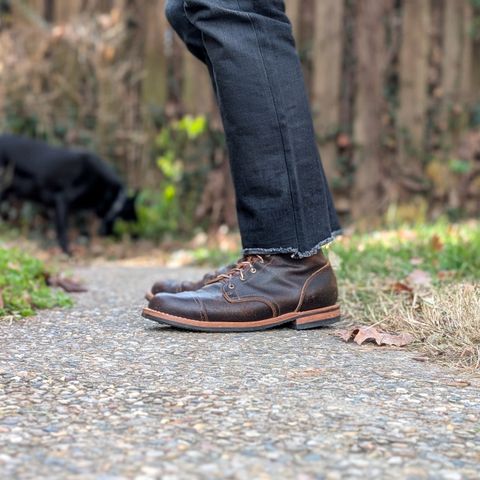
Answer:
[406,269,432,288]
[446,380,471,388]
[334,326,414,347]
[46,274,88,293]
[337,133,351,149]
[437,270,456,281]
[430,234,444,252]
[288,368,326,379]
[390,282,413,294]
[410,257,424,266]
[375,331,415,347]
[335,328,357,342]
[412,356,429,362]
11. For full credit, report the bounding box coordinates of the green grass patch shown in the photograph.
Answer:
[331,220,480,283]
[0,247,72,317]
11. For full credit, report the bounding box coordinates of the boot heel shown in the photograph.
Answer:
[294,305,341,330]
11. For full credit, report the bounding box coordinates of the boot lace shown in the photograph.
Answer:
[213,255,265,285]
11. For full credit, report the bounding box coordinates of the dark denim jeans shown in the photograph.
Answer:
[166,0,342,257]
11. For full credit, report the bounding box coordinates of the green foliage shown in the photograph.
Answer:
[331,221,480,283]
[115,189,180,240]
[117,114,223,240]
[189,246,239,268]
[449,158,472,175]
[0,247,72,317]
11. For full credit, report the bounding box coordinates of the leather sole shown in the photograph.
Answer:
[141,304,341,332]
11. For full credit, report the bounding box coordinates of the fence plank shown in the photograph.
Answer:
[182,52,215,115]
[54,0,83,22]
[441,0,473,138]
[398,0,431,156]
[311,0,344,182]
[285,0,301,39]
[442,1,466,108]
[351,0,393,219]
[459,0,473,104]
[143,0,168,107]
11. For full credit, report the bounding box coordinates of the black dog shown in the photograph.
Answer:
[0,134,137,254]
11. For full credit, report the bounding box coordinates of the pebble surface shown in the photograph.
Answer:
[1,265,479,479]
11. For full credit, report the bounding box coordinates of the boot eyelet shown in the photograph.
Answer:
[250,268,256,273]
[228,284,235,289]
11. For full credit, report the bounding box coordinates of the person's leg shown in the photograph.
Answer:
[165,0,341,256]
[165,0,220,101]
[181,0,341,257]
[143,0,342,331]
[165,0,207,64]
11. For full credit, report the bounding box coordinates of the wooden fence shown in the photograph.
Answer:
[4,0,480,222]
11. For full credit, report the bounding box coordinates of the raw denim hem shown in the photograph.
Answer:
[242,229,343,259]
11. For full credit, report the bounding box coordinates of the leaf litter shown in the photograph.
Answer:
[334,325,415,347]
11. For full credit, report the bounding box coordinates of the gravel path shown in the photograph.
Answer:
[1,264,479,480]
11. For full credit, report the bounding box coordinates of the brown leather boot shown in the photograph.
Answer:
[145,263,235,300]
[142,252,340,332]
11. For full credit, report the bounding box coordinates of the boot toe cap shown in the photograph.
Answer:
[147,291,204,321]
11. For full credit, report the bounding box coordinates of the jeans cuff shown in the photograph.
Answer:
[242,229,343,259]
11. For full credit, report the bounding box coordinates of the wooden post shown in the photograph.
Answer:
[182,52,215,115]
[26,0,44,15]
[351,0,393,220]
[398,0,431,160]
[143,0,168,107]
[286,0,301,40]
[53,0,83,22]
[438,0,475,145]
[311,0,344,182]
[459,0,473,105]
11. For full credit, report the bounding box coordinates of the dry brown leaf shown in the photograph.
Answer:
[334,326,414,347]
[412,356,429,362]
[410,257,424,266]
[335,328,357,342]
[390,282,414,294]
[288,368,327,379]
[437,270,457,281]
[430,234,444,252]
[446,380,471,388]
[406,269,432,288]
[46,274,88,293]
[337,133,352,149]
[375,331,415,347]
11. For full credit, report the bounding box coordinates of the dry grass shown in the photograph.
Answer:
[331,221,480,369]
[341,282,480,369]
[396,283,479,368]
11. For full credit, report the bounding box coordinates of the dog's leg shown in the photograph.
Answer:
[54,195,71,255]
